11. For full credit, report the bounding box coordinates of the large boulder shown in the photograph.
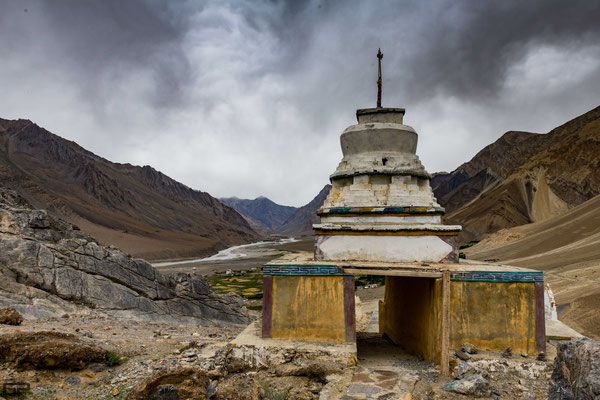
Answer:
[549,338,600,400]
[0,331,106,369]
[126,368,211,400]
[0,188,249,325]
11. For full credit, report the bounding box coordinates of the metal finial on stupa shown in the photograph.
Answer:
[377,48,383,108]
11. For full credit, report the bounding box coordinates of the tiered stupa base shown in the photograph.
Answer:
[261,253,546,363]
[314,206,461,263]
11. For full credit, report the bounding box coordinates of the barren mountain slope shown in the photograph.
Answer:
[432,130,542,212]
[0,118,259,260]
[276,185,331,236]
[464,194,600,339]
[442,106,600,242]
[447,169,569,243]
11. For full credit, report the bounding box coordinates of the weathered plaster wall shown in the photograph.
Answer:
[450,281,537,355]
[315,235,454,263]
[379,277,442,362]
[269,275,350,342]
[379,277,538,362]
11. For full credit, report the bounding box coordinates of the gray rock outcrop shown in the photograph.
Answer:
[549,338,600,400]
[0,188,249,325]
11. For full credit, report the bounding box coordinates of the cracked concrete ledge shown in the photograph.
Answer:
[230,320,358,369]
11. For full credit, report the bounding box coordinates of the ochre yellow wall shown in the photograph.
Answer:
[379,277,537,362]
[450,281,536,354]
[379,277,441,362]
[270,276,347,342]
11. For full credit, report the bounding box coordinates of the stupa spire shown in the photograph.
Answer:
[377,48,383,108]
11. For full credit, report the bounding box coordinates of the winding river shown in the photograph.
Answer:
[151,237,299,268]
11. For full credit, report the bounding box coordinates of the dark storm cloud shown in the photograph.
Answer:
[0,0,194,110]
[3,0,599,108]
[401,0,600,100]
[1,0,599,205]
[247,0,600,102]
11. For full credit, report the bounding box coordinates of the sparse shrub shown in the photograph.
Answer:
[354,275,386,288]
[258,378,290,400]
[459,241,479,250]
[459,252,466,259]
[105,350,124,367]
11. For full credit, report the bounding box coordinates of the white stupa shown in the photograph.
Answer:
[313,49,461,263]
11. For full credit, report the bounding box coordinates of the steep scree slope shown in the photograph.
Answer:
[0,118,259,260]
[433,106,600,242]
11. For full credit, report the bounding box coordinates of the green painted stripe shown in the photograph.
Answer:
[264,264,338,268]
[263,274,352,276]
[468,270,543,274]
[451,279,543,283]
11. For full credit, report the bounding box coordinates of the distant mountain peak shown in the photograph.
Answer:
[220,196,297,233]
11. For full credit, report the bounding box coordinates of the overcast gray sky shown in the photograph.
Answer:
[1,1,599,206]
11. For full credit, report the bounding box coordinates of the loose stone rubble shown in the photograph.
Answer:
[441,373,491,397]
[0,311,564,399]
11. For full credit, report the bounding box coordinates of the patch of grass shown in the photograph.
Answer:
[0,387,32,399]
[207,273,263,299]
[258,378,290,400]
[459,241,479,250]
[105,350,124,367]
[354,275,386,288]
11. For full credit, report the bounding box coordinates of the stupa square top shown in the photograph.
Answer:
[313,49,461,263]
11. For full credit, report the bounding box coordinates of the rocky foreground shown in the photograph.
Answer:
[1,311,599,400]
[0,188,249,325]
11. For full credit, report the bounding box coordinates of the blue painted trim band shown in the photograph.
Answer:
[317,206,446,216]
[451,271,543,282]
[263,265,344,276]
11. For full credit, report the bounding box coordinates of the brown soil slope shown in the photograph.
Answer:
[0,118,259,260]
[438,106,600,242]
[465,194,600,339]
[432,130,541,212]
